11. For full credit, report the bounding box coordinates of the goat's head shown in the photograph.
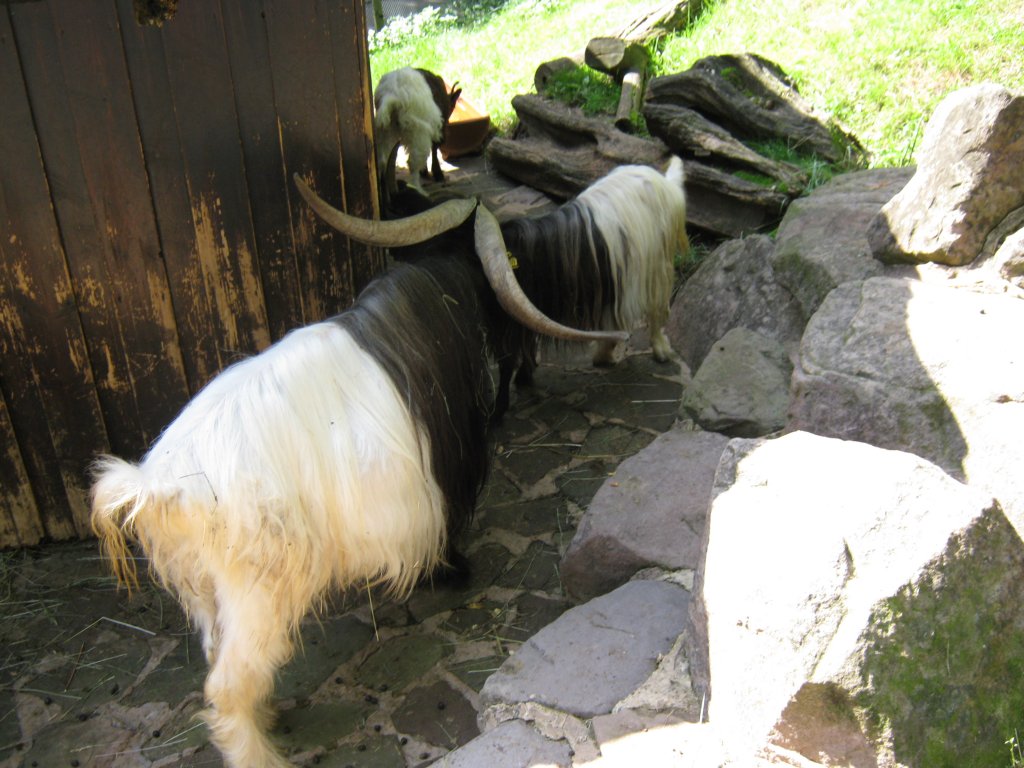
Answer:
[414,68,460,122]
[445,81,462,121]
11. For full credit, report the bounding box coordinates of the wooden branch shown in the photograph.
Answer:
[488,137,612,200]
[643,102,808,192]
[490,134,790,238]
[646,53,866,164]
[615,67,646,132]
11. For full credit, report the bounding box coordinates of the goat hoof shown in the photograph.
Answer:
[426,550,471,589]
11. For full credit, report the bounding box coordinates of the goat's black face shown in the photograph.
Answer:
[385,183,434,216]
[446,87,462,120]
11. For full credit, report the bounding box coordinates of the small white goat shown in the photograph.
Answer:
[374,67,459,195]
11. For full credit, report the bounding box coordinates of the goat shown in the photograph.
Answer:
[374,67,461,198]
[91,189,622,768]
[382,157,689,416]
[416,68,461,183]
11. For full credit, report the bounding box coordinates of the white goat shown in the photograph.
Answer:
[374,67,458,195]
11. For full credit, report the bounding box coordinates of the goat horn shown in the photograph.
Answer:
[293,174,477,246]
[473,205,630,344]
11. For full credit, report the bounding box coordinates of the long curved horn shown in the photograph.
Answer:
[473,204,629,344]
[293,174,476,247]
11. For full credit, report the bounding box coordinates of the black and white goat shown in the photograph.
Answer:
[374,67,461,197]
[90,189,620,768]
[386,157,689,416]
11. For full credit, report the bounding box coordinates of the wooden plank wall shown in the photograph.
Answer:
[0,0,381,548]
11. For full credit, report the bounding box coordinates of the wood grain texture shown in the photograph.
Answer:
[0,0,378,547]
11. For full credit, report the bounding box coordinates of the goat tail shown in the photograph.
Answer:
[665,155,686,190]
[374,91,402,131]
[90,455,151,590]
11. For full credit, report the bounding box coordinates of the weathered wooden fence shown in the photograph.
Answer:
[0,0,382,548]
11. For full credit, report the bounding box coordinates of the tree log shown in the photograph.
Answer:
[643,102,808,192]
[646,53,866,164]
[585,37,649,79]
[486,96,789,238]
[488,137,619,200]
[683,160,791,237]
[534,55,584,94]
[611,0,707,43]
[510,94,666,163]
[615,67,646,132]
[490,135,789,238]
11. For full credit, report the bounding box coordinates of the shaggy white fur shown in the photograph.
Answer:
[579,156,688,365]
[374,67,444,190]
[91,322,446,768]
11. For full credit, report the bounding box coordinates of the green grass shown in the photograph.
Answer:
[653,0,1024,166]
[369,0,668,132]
[369,0,1024,166]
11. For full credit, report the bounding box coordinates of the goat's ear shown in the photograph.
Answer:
[450,87,463,108]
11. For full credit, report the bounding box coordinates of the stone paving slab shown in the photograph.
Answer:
[561,426,729,601]
[478,580,691,719]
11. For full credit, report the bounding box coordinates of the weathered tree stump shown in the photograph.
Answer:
[534,55,584,93]
[585,38,649,78]
[646,53,866,165]
[615,68,645,132]
[643,102,808,192]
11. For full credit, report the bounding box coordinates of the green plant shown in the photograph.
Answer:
[543,67,619,115]
[1009,730,1024,767]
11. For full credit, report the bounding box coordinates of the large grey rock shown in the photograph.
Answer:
[868,83,1024,266]
[687,431,1024,766]
[560,426,729,601]
[666,234,804,372]
[480,580,689,718]
[789,275,1024,537]
[771,167,912,319]
[680,327,792,437]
